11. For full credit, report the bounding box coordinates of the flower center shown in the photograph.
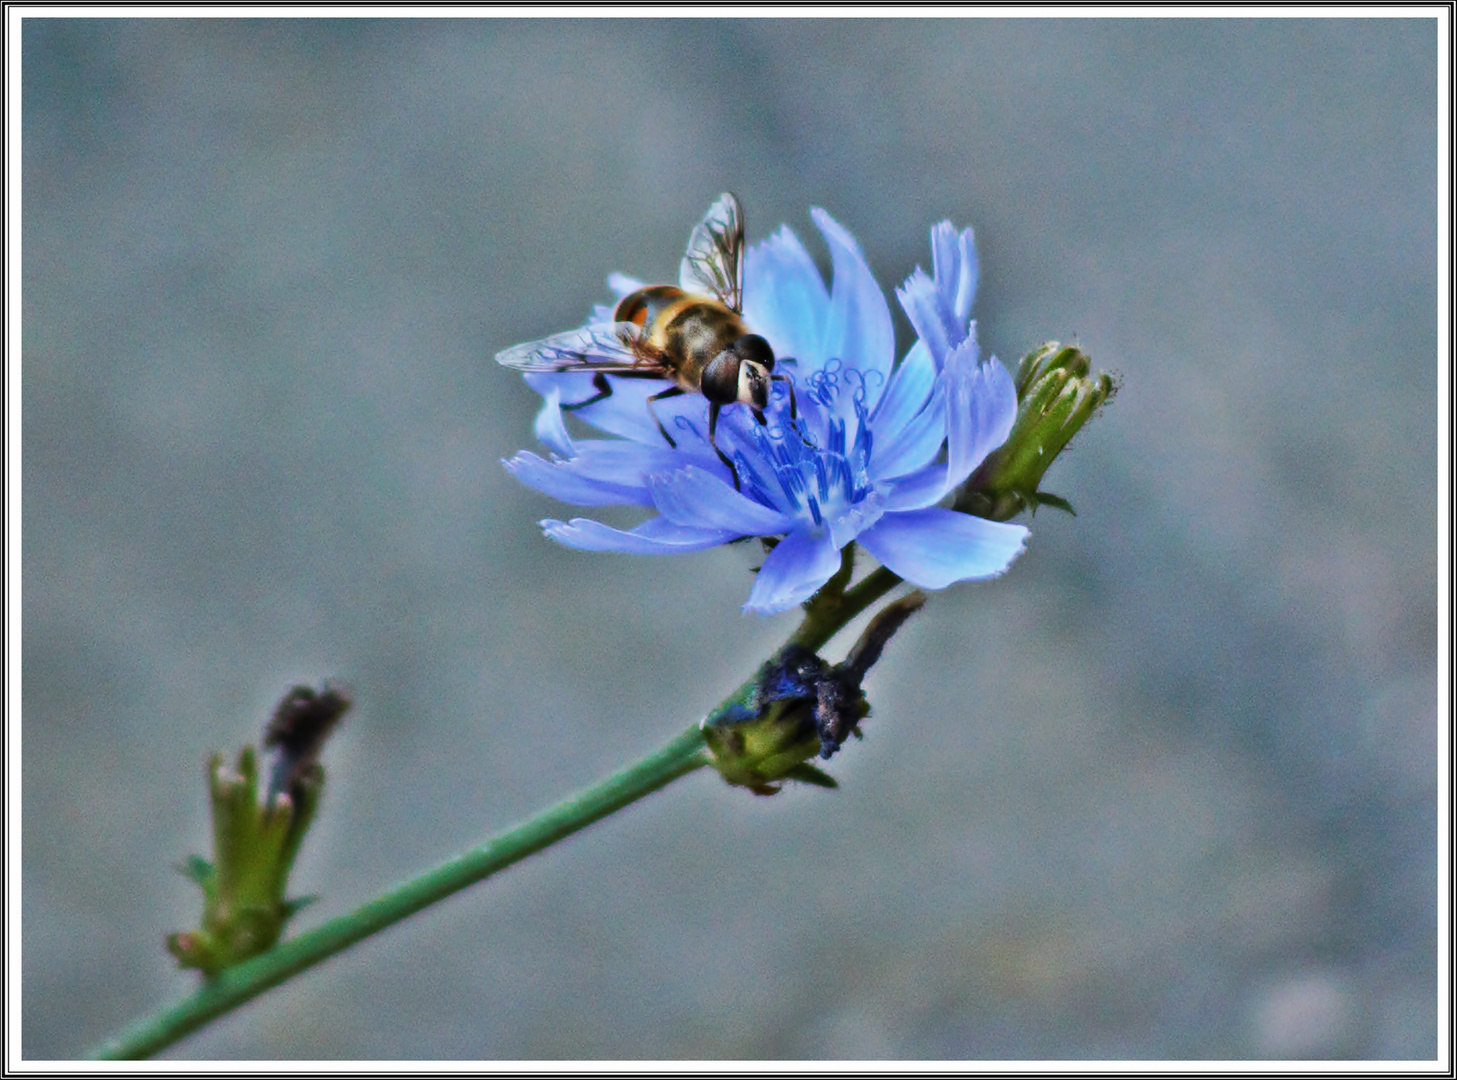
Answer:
[734,362,877,529]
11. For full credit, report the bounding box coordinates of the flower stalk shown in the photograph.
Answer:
[92,578,908,1059]
[94,726,711,1059]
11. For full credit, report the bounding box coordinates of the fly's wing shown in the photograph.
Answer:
[679,192,744,313]
[495,322,663,375]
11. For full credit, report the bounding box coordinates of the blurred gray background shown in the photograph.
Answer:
[22,17,1437,1060]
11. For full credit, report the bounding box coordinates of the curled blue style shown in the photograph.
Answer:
[502,207,1029,615]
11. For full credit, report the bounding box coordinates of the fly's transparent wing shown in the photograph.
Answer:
[678,192,744,313]
[495,322,662,375]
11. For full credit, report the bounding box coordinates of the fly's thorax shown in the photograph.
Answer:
[654,299,748,388]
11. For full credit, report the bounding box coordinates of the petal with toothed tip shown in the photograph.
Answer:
[945,344,1016,491]
[930,221,978,323]
[896,267,962,371]
[812,208,895,411]
[743,527,843,614]
[504,451,653,507]
[541,516,739,553]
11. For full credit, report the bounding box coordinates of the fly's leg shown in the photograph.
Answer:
[561,372,614,413]
[771,373,799,420]
[771,372,815,446]
[646,385,686,448]
[708,402,743,492]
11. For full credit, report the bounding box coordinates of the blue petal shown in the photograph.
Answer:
[930,221,978,323]
[589,274,645,323]
[868,337,1013,500]
[607,273,643,297]
[525,368,601,409]
[521,369,651,444]
[869,340,936,447]
[504,451,653,507]
[896,267,961,370]
[559,375,666,444]
[744,226,830,372]
[647,465,793,535]
[881,461,952,511]
[743,527,843,614]
[542,515,737,553]
[945,343,1017,490]
[532,385,575,457]
[811,208,895,411]
[857,508,1027,589]
[506,439,687,510]
[544,374,720,458]
[868,383,947,480]
[825,491,885,551]
[633,515,741,544]
[568,439,684,483]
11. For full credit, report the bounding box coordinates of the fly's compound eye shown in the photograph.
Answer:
[732,334,775,371]
[701,351,742,405]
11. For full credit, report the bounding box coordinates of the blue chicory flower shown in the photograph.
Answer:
[502,208,1029,615]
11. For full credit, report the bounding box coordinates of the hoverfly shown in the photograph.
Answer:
[496,193,798,490]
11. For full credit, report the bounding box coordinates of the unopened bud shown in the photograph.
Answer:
[167,682,348,976]
[957,342,1117,521]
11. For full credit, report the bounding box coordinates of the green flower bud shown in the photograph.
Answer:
[167,684,348,977]
[957,342,1117,522]
[703,592,925,794]
[702,685,840,796]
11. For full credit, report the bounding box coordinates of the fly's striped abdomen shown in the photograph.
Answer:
[614,285,686,329]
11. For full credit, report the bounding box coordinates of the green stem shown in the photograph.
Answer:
[92,726,709,1060]
[93,561,925,1060]
[793,566,905,653]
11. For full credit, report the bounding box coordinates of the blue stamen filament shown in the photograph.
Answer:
[742,365,878,529]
